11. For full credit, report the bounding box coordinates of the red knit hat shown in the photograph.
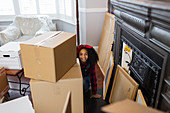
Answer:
[77,45,93,54]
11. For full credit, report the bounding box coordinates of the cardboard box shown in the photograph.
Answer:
[102,99,165,113]
[0,67,9,99]
[0,42,22,69]
[20,31,76,82]
[30,63,83,113]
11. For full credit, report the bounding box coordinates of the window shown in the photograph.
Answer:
[58,0,75,24]
[0,0,76,24]
[39,0,56,14]
[19,0,37,14]
[0,0,15,15]
[65,0,73,17]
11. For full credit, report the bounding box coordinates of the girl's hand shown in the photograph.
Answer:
[90,94,101,99]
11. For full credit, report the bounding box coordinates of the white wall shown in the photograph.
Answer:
[55,20,76,34]
[79,0,107,46]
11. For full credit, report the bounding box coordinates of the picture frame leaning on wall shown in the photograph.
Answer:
[103,52,114,100]
[109,65,139,103]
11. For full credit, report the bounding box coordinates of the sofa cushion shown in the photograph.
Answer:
[14,16,44,35]
[0,26,21,45]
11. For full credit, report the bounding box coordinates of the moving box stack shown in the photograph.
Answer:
[20,31,83,113]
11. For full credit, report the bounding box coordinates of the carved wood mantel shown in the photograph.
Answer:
[111,0,170,112]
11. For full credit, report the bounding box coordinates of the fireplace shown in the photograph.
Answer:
[111,0,170,112]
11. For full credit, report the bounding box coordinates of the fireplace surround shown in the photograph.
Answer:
[111,0,170,112]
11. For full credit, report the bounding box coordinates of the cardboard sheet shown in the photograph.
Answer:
[0,95,35,113]
[97,12,115,76]
[102,99,165,113]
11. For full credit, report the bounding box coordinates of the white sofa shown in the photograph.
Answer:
[0,15,56,46]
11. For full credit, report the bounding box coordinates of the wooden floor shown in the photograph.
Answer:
[5,64,108,113]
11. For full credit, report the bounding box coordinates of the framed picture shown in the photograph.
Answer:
[136,89,147,106]
[109,65,139,103]
[121,42,132,74]
[103,52,114,100]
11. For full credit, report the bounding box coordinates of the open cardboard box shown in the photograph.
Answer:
[30,63,83,113]
[20,31,76,83]
[0,67,9,99]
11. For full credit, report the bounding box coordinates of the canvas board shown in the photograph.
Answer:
[109,65,139,103]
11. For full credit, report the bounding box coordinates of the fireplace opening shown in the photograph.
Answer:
[119,29,162,107]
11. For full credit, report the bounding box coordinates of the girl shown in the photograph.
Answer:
[77,45,101,99]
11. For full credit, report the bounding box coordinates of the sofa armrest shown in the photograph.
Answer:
[34,25,50,37]
[0,26,21,46]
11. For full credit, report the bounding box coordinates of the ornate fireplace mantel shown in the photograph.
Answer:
[111,0,170,112]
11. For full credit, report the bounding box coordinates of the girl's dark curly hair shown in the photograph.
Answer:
[77,45,99,66]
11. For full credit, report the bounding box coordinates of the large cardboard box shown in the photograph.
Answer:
[0,67,9,99]
[109,65,139,103]
[102,99,165,113]
[20,31,76,82]
[0,42,22,69]
[30,63,83,113]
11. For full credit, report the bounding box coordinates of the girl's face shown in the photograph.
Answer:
[79,49,88,63]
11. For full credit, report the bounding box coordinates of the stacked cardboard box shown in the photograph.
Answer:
[0,42,23,69]
[20,31,83,113]
[0,67,9,99]
[30,63,83,113]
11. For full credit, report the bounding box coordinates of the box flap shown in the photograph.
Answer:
[21,31,76,48]
[61,63,82,80]
[102,99,165,113]
[20,31,61,46]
